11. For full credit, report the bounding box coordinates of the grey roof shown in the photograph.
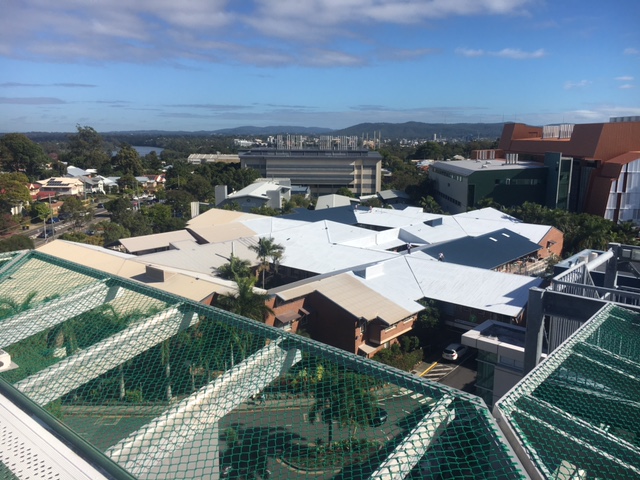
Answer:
[419,228,541,269]
[281,206,360,225]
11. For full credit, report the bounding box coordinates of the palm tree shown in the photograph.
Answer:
[0,291,38,320]
[309,372,379,444]
[216,275,273,322]
[215,254,252,280]
[249,237,284,288]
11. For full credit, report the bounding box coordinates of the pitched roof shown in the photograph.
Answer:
[419,228,541,269]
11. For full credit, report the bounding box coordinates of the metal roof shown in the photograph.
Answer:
[419,229,541,269]
[0,249,525,479]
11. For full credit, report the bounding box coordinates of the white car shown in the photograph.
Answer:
[442,343,468,361]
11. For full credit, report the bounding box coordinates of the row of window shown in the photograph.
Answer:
[435,191,462,207]
[431,167,463,182]
[495,178,541,186]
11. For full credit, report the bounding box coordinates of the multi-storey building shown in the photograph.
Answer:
[240,147,382,196]
[429,118,640,224]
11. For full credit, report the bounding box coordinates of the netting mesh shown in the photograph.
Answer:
[0,251,524,479]
[496,304,640,480]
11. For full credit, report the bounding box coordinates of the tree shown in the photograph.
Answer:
[142,204,186,233]
[420,195,444,214]
[0,133,49,179]
[216,275,273,322]
[112,143,144,176]
[95,220,129,245]
[165,189,195,219]
[249,237,284,288]
[182,174,213,202]
[30,202,52,222]
[59,196,92,228]
[215,255,252,280]
[309,372,379,444]
[62,125,111,173]
[0,235,34,252]
[336,187,354,198]
[0,173,31,213]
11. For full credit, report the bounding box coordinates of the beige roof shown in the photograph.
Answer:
[276,273,413,325]
[187,223,258,244]
[37,240,235,301]
[119,230,196,254]
[186,208,263,230]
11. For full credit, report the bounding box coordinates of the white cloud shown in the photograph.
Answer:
[624,47,639,55]
[0,0,537,66]
[564,79,591,90]
[619,84,635,90]
[456,47,485,57]
[492,48,546,59]
[615,76,634,82]
[456,47,545,59]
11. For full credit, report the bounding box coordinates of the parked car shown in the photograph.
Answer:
[45,217,60,224]
[442,343,468,361]
[368,407,388,427]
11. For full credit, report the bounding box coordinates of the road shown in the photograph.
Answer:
[29,208,109,247]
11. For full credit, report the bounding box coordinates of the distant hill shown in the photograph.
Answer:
[332,122,505,140]
[212,126,334,135]
[11,122,506,141]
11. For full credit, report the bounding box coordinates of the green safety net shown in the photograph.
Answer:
[496,304,640,480]
[0,250,524,479]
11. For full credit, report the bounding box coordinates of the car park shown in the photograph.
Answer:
[442,343,469,361]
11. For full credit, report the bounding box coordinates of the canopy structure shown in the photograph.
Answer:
[0,250,524,479]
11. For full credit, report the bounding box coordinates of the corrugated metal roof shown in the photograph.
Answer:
[419,228,541,269]
[119,230,196,254]
[354,256,542,318]
[277,273,414,325]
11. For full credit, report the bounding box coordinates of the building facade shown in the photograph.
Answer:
[240,148,382,197]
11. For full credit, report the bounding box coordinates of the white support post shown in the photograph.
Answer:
[0,281,123,348]
[15,307,191,405]
[106,340,302,479]
[369,396,454,480]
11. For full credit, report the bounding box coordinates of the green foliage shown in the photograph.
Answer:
[182,174,213,202]
[59,231,103,246]
[112,143,144,176]
[505,202,640,257]
[420,195,444,214]
[164,189,195,219]
[95,220,130,244]
[335,187,354,198]
[249,205,280,216]
[215,255,252,280]
[0,133,49,180]
[0,172,31,211]
[309,371,382,443]
[373,343,423,371]
[249,237,285,288]
[215,275,273,321]
[59,196,92,227]
[62,125,112,174]
[142,203,187,233]
[30,202,52,222]
[361,197,382,208]
[0,234,34,252]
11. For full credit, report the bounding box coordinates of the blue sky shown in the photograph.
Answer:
[1,0,639,133]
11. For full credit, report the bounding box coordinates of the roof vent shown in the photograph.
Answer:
[0,349,18,372]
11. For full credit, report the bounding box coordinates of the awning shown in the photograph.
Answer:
[275,311,301,324]
[358,343,377,355]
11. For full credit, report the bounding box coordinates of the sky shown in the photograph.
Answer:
[1,0,639,133]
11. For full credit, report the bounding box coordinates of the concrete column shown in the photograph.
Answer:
[524,288,545,375]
